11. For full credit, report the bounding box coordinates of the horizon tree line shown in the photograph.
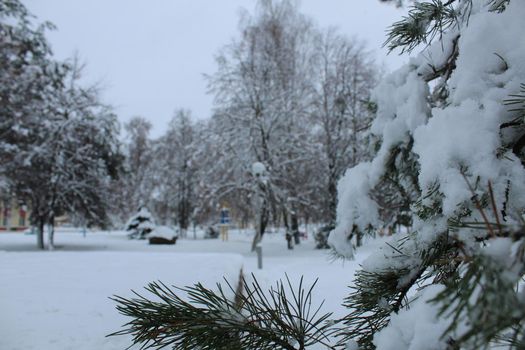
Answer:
[112,0,379,246]
[1,0,380,249]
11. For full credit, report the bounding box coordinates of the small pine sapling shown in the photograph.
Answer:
[126,207,155,239]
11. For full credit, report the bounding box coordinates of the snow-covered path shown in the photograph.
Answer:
[0,229,376,349]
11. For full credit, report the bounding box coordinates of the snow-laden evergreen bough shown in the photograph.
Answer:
[330,0,525,348]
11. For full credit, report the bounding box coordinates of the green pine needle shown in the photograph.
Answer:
[108,274,338,350]
[384,0,458,54]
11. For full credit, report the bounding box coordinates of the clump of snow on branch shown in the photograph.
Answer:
[329,68,430,256]
[373,285,450,350]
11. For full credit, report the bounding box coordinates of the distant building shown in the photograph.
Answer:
[0,198,30,231]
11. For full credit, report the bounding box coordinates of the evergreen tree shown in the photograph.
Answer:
[111,116,155,226]
[153,110,198,235]
[126,206,155,240]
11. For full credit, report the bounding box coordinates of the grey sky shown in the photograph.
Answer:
[25,1,407,137]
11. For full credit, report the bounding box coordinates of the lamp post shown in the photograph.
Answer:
[250,162,267,269]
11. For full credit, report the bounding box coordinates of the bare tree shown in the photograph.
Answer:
[311,29,378,226]
[111,116,154,225]
[153,110,198,235]
[207,0,318,244]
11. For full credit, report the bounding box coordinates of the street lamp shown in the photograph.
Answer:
[250,162,267,269]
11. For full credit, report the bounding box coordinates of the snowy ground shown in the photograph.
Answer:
[0,228,381,349]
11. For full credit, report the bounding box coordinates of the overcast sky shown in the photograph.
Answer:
[25,1,407,137]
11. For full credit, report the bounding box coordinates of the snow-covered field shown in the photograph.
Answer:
[0,228,379,350]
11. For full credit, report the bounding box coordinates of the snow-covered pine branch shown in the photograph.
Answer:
[332,0,525,348]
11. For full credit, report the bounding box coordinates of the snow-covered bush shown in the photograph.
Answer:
[149,225,178,240]
[125,207,155,239]
[204,225,220,239]
[330,0,525,348]
[314,224,335,249]
[148,226,178,245]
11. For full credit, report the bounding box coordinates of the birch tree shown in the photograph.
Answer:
[207,0,317,243]
[311,29,378,226]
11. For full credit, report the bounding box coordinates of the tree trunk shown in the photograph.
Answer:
[48,224,55,250]
[259,199,269,238]
[286,234,293,250]
[282,208,294,250]
[37,219,45,250]
[282,208,289,231]
[291,212,300,245]
[304,215,309,238]
[328,173,337,225]
[48,215,55,251]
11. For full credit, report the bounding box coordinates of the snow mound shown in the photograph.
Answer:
[149,225,178,239]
